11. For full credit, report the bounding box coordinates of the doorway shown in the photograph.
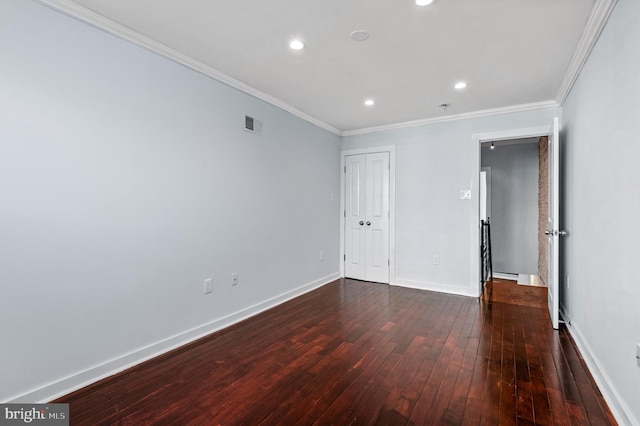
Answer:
[473,118,562,329]
[340,147,396,284]
[472,125,550,297]
[480,137,542,284]
[344,152,389,282]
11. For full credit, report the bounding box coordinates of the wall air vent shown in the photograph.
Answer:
[244,115,262,135]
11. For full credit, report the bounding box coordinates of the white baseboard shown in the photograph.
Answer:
[392,278,478,298]
[8,272,340,404]
[565,320,637,426]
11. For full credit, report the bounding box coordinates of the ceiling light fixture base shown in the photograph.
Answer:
[350,30,370,42]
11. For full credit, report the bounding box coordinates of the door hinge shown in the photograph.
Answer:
[344,210,346,217]
[344,254,346,261]
[388,259,390,266]
[344,166,346,173]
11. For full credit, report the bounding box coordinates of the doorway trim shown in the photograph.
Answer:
[472,126,550,296]
[340,146,396,283]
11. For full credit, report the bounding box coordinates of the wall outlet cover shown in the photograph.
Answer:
[204,278,213,294]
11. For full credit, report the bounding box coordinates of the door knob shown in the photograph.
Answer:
[359,221,364,226]
[544,230,552,235]
[366,221,371,226]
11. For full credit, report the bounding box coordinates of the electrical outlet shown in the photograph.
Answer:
[433,255,439,265]
[320,251,324,261]
[204,278,213,294]
[232,273,239,286]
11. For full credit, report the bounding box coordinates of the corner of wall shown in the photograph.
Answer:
[565,321,638,426]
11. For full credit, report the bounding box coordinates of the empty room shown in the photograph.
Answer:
[1,0,638,424]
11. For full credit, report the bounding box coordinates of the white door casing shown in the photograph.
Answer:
[344,152,390,283]
[473,125,552,297]
[547,116,561,329]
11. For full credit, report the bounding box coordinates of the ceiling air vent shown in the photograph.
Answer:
[244,115,262,135]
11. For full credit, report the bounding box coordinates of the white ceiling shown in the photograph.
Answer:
[45,0,599,134]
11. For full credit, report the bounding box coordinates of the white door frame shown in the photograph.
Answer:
[480,167,491,222]
[472,126,550,296]
[340,146,396,283]
[547,116,561,329]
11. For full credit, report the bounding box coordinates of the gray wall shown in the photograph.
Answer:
[561,0,640,423]
[4,0,637,422]
[342,108,560,296]
[481,143,539,275]
[0,0,341,402]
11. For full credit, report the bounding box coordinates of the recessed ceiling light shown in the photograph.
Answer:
[364,99,375,106]
[289,39,305,50]
[454,81,467,89]
[416,0,434,5]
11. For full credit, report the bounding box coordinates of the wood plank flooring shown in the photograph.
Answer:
[55,279,616,425]
[482,278,548,309]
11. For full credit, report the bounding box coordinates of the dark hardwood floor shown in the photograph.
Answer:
[482,278,548,309]
[55,279,616,425]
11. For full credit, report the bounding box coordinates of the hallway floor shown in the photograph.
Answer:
[483,278,548,309]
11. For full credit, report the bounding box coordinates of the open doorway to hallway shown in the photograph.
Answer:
[480,136,549,288]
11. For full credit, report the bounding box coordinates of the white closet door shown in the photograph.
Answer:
[345,152,389,283]
[345,154,366,280]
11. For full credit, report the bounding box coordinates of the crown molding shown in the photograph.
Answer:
[33,0,342,136]
[555,0,618,105]
[342,101,559,137]
[33,0,613,138]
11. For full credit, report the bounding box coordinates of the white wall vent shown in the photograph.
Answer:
[244,115,262,135]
